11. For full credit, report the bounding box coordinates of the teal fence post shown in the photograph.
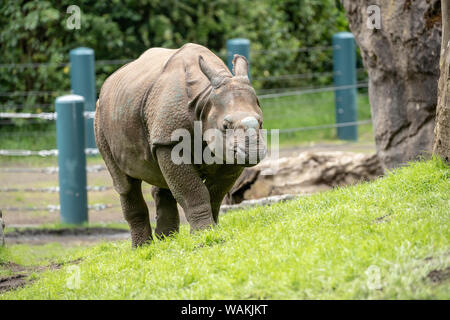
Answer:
[56,95,88,225]
[332,32,358,141]
[69,47,97,148]
[227,38,250,78]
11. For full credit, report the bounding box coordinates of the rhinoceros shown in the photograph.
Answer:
[95,43,266,247]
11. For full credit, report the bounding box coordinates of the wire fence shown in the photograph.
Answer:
[0,44,371,216]
[0,43,366,119]
[0,71,366,100]
[0,111,95,120]
[0,148,99,157]
[0,83,367,121]
[3,203,120,212]
[258,82,368,98]
[0,165,106,174]
[0,119,372,157]
[0,185,113,193]
[0,45,334,70]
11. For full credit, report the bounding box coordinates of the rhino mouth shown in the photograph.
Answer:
[232,137,267,166]
[202,126,267,166]
[216,128,267,166]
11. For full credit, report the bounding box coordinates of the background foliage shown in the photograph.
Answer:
[0,0,349,117]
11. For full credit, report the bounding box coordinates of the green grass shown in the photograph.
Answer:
[3,222,130,235]
[1,158,449,299]
[0,243,85,268]
[260,90,373,145]
[0,123,57,151]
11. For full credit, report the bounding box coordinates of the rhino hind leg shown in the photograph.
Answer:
[119,177,153,247]
[95,127,152,247]
[151,186,180,239]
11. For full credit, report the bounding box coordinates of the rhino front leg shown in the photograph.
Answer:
[119,177,153,247]
[151,186,180,238]
[156,147,215,232]
[205,167,243,223]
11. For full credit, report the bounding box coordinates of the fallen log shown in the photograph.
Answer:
[225,151,383,204]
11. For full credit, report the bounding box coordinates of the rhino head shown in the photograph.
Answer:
[198,54,267,166]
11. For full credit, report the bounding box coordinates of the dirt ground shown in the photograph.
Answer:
[4,227,130,245]
[0,259,83,293]
[0,142,375,228]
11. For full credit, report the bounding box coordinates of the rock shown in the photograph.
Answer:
[342,0,442,169]
[224,151,383,204]
[220,194,297,213]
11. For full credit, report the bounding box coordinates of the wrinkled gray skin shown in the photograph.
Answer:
[95,43,266,247]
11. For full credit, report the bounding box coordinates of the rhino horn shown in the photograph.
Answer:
[232,54,249,78]
[199,55,225,87]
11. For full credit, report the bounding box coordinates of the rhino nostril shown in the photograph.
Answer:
[222,115,233,130]
[241,116,259,130]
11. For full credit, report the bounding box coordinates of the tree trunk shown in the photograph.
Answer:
[433,0,450,162]
[341,0,442,169]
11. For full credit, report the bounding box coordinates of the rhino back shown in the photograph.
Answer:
[96,48,176,182]
[98,47,176,146]
[96,44,230,184]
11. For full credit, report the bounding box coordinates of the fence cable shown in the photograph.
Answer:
[0,185,113,193]
[258,82,369,99]
[0,45,332,70]
[0,148,99,157]
[0,165,106,174]
[2,203,120,212]
[0,91,68,97]
[274,120,372,134]
[0,111,96,120]
[0,103,53,109]
[0,84,368,120]
[0,120,374,156]
[252,46,334,55]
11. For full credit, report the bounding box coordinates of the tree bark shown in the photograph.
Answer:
[341,0,442,169]
[433,0,450,162]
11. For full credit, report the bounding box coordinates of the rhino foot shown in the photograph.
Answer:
[189,217,216,234]
[130,224,153,248]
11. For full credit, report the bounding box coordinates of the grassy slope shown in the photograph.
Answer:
[1,159,449,299]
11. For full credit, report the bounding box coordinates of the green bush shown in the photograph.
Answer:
[0,0,349,118]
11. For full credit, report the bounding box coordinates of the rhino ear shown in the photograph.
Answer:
[232,54,249,77]
[199,55,218,83]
